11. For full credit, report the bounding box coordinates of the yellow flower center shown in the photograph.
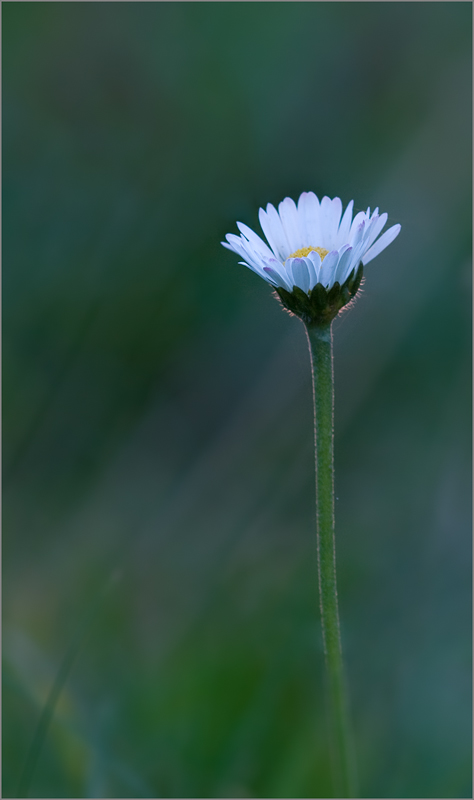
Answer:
[287,246,329,261]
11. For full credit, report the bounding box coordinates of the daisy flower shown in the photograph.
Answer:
[222,193,401,325]
[221,192,401,789]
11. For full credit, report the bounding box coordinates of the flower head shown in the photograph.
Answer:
[222,193,401,325]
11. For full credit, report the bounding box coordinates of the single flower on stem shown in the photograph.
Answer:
[222,192,400,325]
[222,193,400,798]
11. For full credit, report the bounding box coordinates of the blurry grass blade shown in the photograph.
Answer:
[16,572,121,798]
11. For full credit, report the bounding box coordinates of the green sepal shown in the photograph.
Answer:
[274,287,300,317]
[327,282,342,305]
[292,285,311,307]
[311,283,328,312]
[274,262,364,327]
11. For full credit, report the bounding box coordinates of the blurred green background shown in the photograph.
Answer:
[3,2,472,798]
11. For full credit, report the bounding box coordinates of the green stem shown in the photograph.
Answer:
[305,322,357,799]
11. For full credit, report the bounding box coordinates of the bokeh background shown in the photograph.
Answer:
[3,2,472,798]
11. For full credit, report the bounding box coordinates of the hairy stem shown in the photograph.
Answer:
[305,322,357,798]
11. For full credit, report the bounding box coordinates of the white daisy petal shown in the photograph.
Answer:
[236,222,274,257]
[318,197,330,242]
[225,235,268,275]
[350,236,369,272]
[263,265,292,291]
[342,251,361,286]
[298,191,321,246]
[288,258,311,293]
[307,249,322,271]
[362,224,401,265]
[264,256,294,285]
[223,235,254,262]
[363,213,388,251]
[305,255,319,290]
[350,220,367,252]
[319,197,343,250]
[348,211,367,240]
[337,200,354,247]
[224,232,245,249]
[333,245,353,285]
[278,197,303,252]
[259,204,290,261]
[329,197,343,238]
[319,197,333,249]
[319,250,339,288]
[238,260,269,280]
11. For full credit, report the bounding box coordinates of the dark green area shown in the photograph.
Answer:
[3,2,471,797]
